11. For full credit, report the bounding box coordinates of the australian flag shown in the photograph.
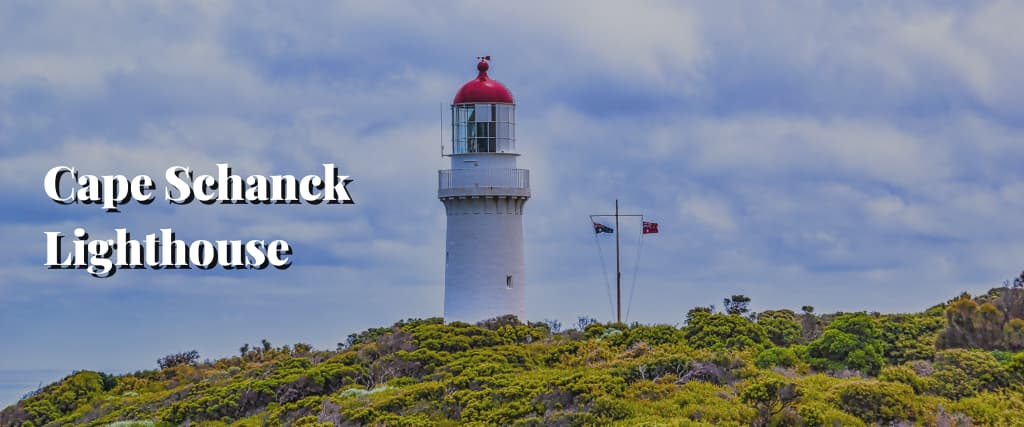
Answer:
[593,222,614,234]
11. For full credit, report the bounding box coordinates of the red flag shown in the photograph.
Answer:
[642,221,659,234]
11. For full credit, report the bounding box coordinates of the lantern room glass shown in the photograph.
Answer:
[452,103,515,154]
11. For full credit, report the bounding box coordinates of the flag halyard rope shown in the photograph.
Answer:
[592,222,617,319]
[625,228,645,323]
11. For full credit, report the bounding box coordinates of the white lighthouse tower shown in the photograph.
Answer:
[439,58,529,322]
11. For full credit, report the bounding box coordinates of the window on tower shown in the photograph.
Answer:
[452,103,515,154]
[506,275,513,289]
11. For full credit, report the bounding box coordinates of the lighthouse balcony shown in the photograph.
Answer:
[438,168,530,198]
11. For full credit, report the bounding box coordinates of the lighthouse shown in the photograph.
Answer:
[439,57,529,322]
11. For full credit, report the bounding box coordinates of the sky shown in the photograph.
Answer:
[2,0,1024,403]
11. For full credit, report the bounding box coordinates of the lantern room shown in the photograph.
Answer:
[451,58,516,154]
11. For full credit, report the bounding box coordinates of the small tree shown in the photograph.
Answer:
[158,350,200,369]
[686,306,712,322]
[97,372,117,392]
[477,314,521,330]
[757,310,801,347]
[741,375,800,427]
[576,316,598,331]
[543,319,562,333]
[724,295,751,315]
[800,306,822,343]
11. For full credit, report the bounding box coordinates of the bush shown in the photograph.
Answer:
[805,313,885,375]
[877,365,925,393]
[939,289,1024,350]
[615,353,692,383]
[7,291,1024,427]
[754,347,799,369]
[797,403,867,427]
[757,310,802,347]
[740,375,799,426]
[684,310,771,352]
[834,380,917,424]
[157,351,200,369]
[1007,351,1024,381]
[927,349,1008,399]
[5,371,107,426]
[877,313,943,364]
[951,391,1024,425]
[98,372,118,392]
[798,404,827,427]
[589,396,631,421]
[620,324,685,347]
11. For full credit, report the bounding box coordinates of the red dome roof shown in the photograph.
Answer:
[453,60,514,104]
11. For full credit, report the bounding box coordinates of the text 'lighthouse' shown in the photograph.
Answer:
[440,58,529,322]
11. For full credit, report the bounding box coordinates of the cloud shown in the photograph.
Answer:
[2,1,1024,392]
[679,195,738,233]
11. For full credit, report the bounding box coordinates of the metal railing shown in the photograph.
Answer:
[438,168,529,190]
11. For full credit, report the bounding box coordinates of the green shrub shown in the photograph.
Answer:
[877,313,943,364]
[7,294,1024,427]
[757,310,802,347]
[684,310,771,352]
[589,396,631,421]
[754,347,799,369]
[1007,351,1024,381]
[951,391,1024,425]
[740,375,799,426]
[878,365,925,393]
[834,380,917,423]
[798,404,827,427]
[805,313,885,375]
[927,349,1007,398]
[620,324,686,347]
[797,403,866,427]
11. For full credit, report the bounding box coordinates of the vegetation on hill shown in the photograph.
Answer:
[4,283,1024,426]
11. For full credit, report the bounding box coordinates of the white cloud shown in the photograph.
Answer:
[678,195,737,233]
[3,0,1024,379]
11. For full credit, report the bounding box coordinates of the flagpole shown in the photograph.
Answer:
[590,204,651,324]
[615,199,621,324]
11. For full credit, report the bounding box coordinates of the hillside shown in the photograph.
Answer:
[4,287,1024,426]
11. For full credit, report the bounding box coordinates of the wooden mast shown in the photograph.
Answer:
[590,201,643,324]
[615,199,621,323]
